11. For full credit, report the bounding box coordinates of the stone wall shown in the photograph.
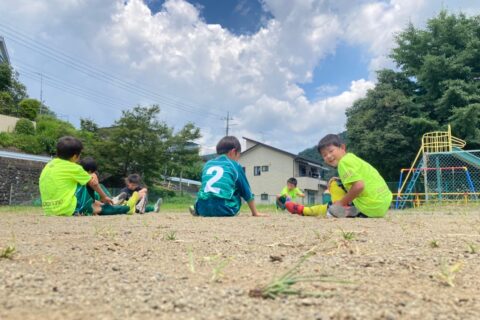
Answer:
[0,157,46,205]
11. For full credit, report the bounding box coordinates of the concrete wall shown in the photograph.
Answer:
[0,114,21,133]
[0,156,46,205]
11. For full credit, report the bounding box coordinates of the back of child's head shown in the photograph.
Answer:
[216,136,241,155]
[317,134,344,153]
[56,136,83,160]
[125,173,141,186]
[79,157,97,173]
[287,177,297,186]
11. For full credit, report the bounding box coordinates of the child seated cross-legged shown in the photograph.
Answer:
[39,136,114,216]
[189,136,265,217]
[286,134,392,218]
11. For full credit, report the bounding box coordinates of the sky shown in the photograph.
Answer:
[1,0,479,154]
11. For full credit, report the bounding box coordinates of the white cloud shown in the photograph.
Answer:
[1,0,479,154]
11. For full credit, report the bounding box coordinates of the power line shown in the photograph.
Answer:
[0,22,225,119]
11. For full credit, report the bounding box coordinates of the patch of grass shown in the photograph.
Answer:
[465,241,477,254]
[164,230,177,241]
[0,244,16,259]
[204,253,233,282]
[429,239,440,248]
[249,250,348,299]
[339,229,356,241]
[437,260,463,287]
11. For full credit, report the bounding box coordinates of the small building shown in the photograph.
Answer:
[239,137,330,205]
[0,36,10,64]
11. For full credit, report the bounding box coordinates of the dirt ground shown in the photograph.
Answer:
[1,207,480,320]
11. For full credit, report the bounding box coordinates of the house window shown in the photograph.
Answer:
[261,193,269,201]
[261,165,269,172]
[254,166,261,176]
[299,164,307,177]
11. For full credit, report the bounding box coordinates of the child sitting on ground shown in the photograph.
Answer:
[276,177,305,210]
[189,136,265,217]
[39,136,113,216]
[114,174,161,214]
[286,134,392,218]
[79,157,134,215]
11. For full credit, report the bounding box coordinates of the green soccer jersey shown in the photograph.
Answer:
[337,153,392,217]
[197,155,254,209]
[280,187,303,200]
[39,158,92,216]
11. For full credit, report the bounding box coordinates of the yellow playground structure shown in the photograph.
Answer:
[395,125,480,209]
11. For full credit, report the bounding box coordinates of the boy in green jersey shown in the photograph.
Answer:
[190,136,264,217]
[286,134,392,218]
[39,136,113,216]
[276,177,305,210]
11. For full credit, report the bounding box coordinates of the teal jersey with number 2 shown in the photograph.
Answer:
[197,155,254,209]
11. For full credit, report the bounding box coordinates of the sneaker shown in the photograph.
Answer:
[135,195,147,214]
[154,198,162,213]
[285,202,304,215]
[327,204,359,218]
[189,205,198,216]
[112,192,128,205]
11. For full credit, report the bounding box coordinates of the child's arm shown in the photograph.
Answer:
[297,188,305,197]
[247,199,266,217]
[88,174,113,205]
[335,180,364,206]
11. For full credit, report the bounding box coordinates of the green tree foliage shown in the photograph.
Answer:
[36,115,77,155]
[14,118,35,135]
[18,98,41,120]
[345,11,480,180]
[0,91,15,115]
[89,105,201,185]
[0,63,12,92]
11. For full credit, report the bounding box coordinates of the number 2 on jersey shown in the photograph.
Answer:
[204,166,224,194]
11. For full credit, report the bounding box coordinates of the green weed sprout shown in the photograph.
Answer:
[0,245,16,259]
[340,229,356,241]
[437,261,463,287]
[249,251,348,299]
[429,239,440,248]
[164,231,177,241]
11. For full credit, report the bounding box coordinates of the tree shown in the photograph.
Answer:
[345,11,480,180]
[18,98,41,120]
[35,115,77,155]
[0,91,15,116]
[0,63,12,92]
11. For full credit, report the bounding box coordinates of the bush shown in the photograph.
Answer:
[149,185,176,199]
[12,134,43,154]
[14,118,35,135]
[0,132,14,147]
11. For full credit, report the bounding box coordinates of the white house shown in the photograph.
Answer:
[239,137,330,205]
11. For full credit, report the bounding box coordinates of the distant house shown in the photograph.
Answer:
[0,36,10,64]
[239,137,330,205]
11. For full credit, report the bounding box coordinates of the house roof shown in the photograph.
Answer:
[0,36,10,64]
[242,137,329,170]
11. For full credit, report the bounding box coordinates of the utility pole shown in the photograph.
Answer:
[222,111,234,136]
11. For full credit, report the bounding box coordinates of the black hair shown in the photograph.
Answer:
[56,136,83,160]
[216,136,241,155]
[126,173,141,185]
[317,134,344,153]
[287,177,297,186]
[79,157,98,173]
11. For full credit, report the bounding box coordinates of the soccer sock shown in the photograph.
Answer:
[329,180,347,202]
[127,192,139,214]
[303,204,328,217]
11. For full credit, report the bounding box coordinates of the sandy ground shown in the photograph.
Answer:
[1,207,480,320]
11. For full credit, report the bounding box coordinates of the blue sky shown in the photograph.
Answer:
[1,0,479,154]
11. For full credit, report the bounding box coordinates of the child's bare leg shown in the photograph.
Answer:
[92,200,102,215]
